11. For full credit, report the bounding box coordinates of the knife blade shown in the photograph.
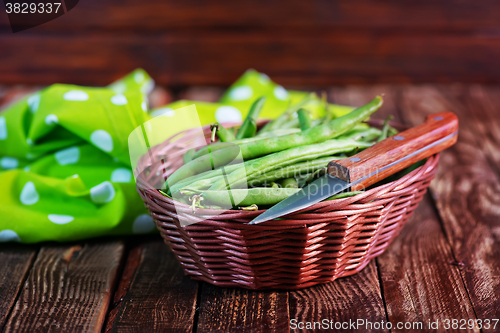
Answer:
[249,111,459,224]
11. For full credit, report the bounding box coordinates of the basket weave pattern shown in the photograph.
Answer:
[136,124,439,290]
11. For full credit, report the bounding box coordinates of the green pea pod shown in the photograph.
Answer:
[297,108,312,131]
[168,163,241,194]
[249,155,341,187]
[196,96,383,162]
[257,93,316,135]
[388,127,398,137]
[326,191,362,200]
[278,177,298,188]
[201,188,301,207]
[338,127,382,142]
[236,97,266,139]
[192,128,300,160]
[182,148,197,165]
[167,144,242,186]
[280,117,300,129]
[210,139,372,191]
[240,95,383,160]
[377,115,394,143]
[214,122,236,142]
[253,128,301,138]
[179,174,224,191]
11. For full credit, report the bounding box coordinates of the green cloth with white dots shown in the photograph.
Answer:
[0,69,353,243]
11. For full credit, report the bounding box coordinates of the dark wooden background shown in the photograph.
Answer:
[1,0,500,88]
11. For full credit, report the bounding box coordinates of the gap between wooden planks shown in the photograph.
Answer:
[0,244,38,331]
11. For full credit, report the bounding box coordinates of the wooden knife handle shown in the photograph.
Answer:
[327,112,458,191]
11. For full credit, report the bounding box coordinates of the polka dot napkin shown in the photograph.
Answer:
[0,69,353,243]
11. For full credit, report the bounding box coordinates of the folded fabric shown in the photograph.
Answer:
[0,69,352,243]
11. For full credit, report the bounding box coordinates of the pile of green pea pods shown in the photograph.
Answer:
[164,94,397,210]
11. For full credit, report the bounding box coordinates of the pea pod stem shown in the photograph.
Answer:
[240,204,259,211]
[213,122,236,142]
[210,125,217,142]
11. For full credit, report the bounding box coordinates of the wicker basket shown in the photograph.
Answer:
[136,121,439,290]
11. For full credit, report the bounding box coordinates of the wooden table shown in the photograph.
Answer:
[1,85,499,333]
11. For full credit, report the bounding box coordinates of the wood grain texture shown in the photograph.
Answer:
[2,32,500,86]
[2,0,500,31]
[377,195,479,332]
[466,85,500,177]
[197,284,289,333]
[289,261,388,333]
[0,245,37,331]
[400,85,500,320]
[104,243,143,333]
[109,238,198,333]
[4,241,124,333]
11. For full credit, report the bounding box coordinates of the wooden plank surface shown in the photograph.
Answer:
[377,195,478,332]
[108,238,198,333]
[330,85,482,332]
[400,85,500,321]
[2,33,500,87]
[197,284,289,333]
[2,83,500,332]
[289,262,388,333]
[0,245,37,331]
[4,241,124,333]
[466,85,500,177]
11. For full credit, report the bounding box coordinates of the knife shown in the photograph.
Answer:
[249,111,458,224]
